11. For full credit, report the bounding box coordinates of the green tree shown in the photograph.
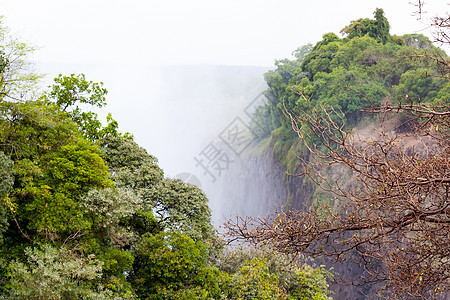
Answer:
[394,67,445,102]
[340,8,390,43]
[224,257,286,299]
[130,232,222,299]
[48,74,107,112]
[97,135,163,190]
[0,15,334,299]
[46,73,128,141]
[12,139,111,239]
[151,178,214,240]
[373,8,390,43]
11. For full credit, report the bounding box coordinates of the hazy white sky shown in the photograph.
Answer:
[0,0,447,66]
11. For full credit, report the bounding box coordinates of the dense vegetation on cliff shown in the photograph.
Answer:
[252,8,448,207]
[0,18,332,299]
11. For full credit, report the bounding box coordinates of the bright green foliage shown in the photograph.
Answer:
[131,232,223,299]
[224,257,287,299]
[49,73,107,111]
[216,246,333,300]
[12,139,111,237]
[0,100,80,159]
[0,99,105,259]
[287,266,333,300]
[44,140,111,195]
[393,67,445,102]
[46,73,129,141]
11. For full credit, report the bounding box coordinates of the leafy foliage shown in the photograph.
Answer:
[0,152,13,244]
[45,73,130,141]
[0,16,334,300]
[48,74,107,112]
[4,245,107,300]
[131,232,223,299]
[0,152,13,197]
[340,8,390,43]
[224,257,286,299]
[151,178,214,240]
[216,246,332,300]
[97,135,163,190]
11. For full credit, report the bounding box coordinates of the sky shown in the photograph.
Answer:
[0,0,447,67]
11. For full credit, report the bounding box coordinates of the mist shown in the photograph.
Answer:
[36,62,286,226]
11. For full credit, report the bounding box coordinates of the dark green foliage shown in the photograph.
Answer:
[0,151,13,244]
[0,152,13,197]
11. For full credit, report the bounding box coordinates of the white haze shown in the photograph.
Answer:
[0,0,448,223]
[0,0,447,66]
